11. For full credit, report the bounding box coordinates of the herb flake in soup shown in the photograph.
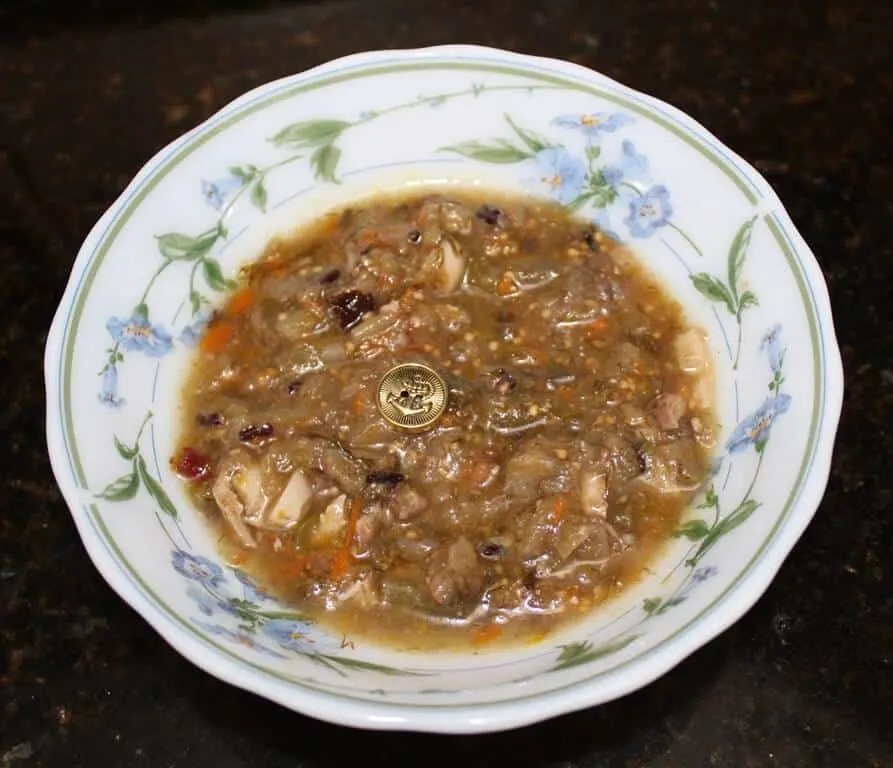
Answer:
[173,190,715,649]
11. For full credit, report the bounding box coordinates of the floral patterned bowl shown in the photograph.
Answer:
[44,45,843,733]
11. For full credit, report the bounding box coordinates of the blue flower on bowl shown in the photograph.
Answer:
[677,565,719,599]
[201,173,246,211]
[534,148,587,205]
[602,140,649,186]
[178,308,214,347]
[263,618,323,655]
[726,395,792,453]
[761,324,785,374]
[186,584,237,617]
[691,565,719,584]
[97,364,125,408]
[172,550,225,589]
[624,185,673,238]
[551,112,633,137]
[106,313,173,358]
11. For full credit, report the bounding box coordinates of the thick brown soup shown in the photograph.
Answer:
[173,191,715,649]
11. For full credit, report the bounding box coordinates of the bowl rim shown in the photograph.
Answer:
[44,43,844,733]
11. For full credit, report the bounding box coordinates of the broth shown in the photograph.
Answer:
[173,190,715,649]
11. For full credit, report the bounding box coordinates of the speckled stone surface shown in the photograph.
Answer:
[1,0,891,765]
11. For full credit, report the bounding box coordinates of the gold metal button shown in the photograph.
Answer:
[377,363,448,432]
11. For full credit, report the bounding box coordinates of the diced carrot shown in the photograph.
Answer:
[329,549,350,579]
[324,497,365,580]
[548,495,568,524]
[200,321,235,354]
[471,624,503,646]
[555,385,575,401]
[496,272,517,297]
[587,316,608,336]
[352,390,369,415]
[344,496,364,548]
[228,287,255,314]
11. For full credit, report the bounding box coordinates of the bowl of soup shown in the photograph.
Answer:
[45,45,843,733]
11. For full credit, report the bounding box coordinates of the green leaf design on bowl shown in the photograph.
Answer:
[551,635,639,672]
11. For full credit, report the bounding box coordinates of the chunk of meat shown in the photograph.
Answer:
[517,498,564,560]
[580,470,608,517]
[418,199,475,236]
[395,536,437,562]
[352,503,383,556]
[438,237,466,293]
[425,537,484,606]
[349,301,409,356]
[265,436,367,495]
[651,393,686,430]
[581,516,624,558]
[542,517,626,578]
[554,520,596,561]
[232,463,266,518]
[639,442,705,493]
[265,470,312,530]
[587,432,642,486]
[312,493,348,545]
[320,445,366,495]
[213,449,312,539]
[274,307,328,341]
[392,483,426,521]
[504,446,559,498]
[211,450,266,547]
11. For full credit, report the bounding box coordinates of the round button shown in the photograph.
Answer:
[377,363,448,432]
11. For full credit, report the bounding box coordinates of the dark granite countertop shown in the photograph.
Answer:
[1,0,891,765]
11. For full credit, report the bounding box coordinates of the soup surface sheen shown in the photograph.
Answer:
[174,191,715,650]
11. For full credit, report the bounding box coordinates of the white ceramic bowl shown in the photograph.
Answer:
[44,45,843,733]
